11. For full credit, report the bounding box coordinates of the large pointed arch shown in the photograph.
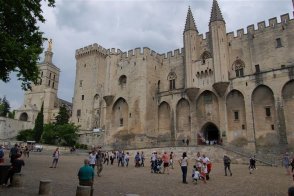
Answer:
[112,97,128,129]
[282,80,294,144]
[196,90,219,124]
[176,98,190,141]
[226,90,246,142]
[158,101,171,139]
[252,85,278,146]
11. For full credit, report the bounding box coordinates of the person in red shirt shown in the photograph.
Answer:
[162,151,170,174]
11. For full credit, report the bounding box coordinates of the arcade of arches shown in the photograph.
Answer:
[108,80,294,147]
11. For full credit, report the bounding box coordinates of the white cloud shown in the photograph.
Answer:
[0,0,292,110]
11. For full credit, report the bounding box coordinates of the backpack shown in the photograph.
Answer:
[0,149,4,158]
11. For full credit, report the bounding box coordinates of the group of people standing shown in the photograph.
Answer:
[150,151,174,174]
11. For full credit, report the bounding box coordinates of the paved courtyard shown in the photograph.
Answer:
[0,149,293,196]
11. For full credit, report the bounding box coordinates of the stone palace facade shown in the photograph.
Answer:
[72,0,294,150]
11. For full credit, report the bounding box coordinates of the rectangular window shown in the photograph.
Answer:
[79,80,83,87]
[39,79,42,85]
[265,107,271,117]
[49,72,51,78]
[271,124,275,130]
[53,75,55,80]
[52,82,54,88]
[120,118,123,126]
[172,79,175,89]
[77,109,81,117]
[234,111,239,120]
[41,71,43,77]
[48,80,51,86]
[255,64,260,73]
[242,124,245,130]
[82,95,84,100]
[169,80,172,90]
[276,38,282,48]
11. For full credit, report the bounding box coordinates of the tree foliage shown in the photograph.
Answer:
[55,105,69,125]
[16,129,34,141]
[42,123,79,146]
[0,0,55,90]
[0,96,10,117]
[34,104,44,142]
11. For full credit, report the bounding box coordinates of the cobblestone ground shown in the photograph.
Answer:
[0,150,293,196]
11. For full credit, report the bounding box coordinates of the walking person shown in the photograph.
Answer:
[141,151,145,167]
[0,145,4,163]
[9,144,18,163]
[118,151,124,167]
[104,152,109,165]
[283,152,291,175]
[110,151,114,165]
[50,148,60,168]
[223,154,232,176]
[135,152,141,167]
[179,152,188,184]
[249,155,256,174]
[151,152,156,173]
[96,150,103,176]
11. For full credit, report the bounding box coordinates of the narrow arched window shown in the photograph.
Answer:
[167,72,177,90]
[233,59,245,77]
[119,75,127,87]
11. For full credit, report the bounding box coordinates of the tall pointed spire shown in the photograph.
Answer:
[184,6,198,32]
[210,0,225,23]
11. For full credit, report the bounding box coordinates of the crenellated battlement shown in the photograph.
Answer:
[108,46,184,63]
[227,13,293,41]
[75,43,108,58]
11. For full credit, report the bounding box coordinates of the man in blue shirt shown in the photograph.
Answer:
[78,159,94,187]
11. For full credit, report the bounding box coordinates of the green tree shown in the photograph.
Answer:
[42,123,79,146]
[16,129,34,141]
[8,110,15,119]
[55,105,69,125]
[0,96,10,117]
[34,104,44,142]
[0,0,55,90]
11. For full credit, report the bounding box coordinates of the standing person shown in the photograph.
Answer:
[179,152,188,184]
[124,152,130,167]
[50,148,60,168]
[24,146,30,158]
[195,152,202,172]
[0,145,4,163]
[118,151,124,167]
[78,159,94,196]
[186,139,189,146]
[89,151,97,169]
[202,154,211,180]
[249,155,256,174]
[223,154,232,176]
[9,144,18,163]
[4,154,25,187]
[141,151,145,167]
[283,152,291,175]
[162,151,170,174]
[96,150,103,177]
[169,152,174,169]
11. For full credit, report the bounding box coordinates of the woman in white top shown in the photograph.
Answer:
[179,152,188,184]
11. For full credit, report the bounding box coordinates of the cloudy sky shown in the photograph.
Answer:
[0,0,292,109]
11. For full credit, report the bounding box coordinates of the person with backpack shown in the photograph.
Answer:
[0,145,4,163]
[223,154,232,176]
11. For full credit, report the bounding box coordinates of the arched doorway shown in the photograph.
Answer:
[19,113,28,121]
[200,123,220,144]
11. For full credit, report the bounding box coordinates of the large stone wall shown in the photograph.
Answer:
[0,117,34,140]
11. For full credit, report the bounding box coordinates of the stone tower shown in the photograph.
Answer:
[209,0,229,96]
[183,7,199,88]
[15,40,61,123]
